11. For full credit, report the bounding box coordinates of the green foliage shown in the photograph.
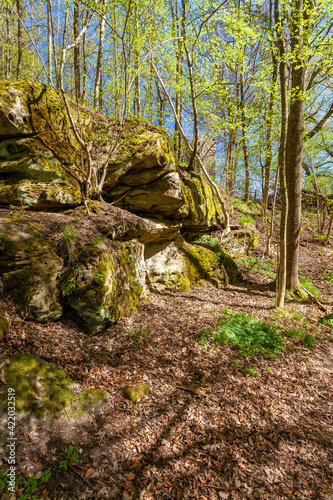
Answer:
[63,225,79,245]
[130,325,151,340]
[299,276,321,298]
[319,313,333,327]
[0,468,51,499]
[233,199,261,216]
[244,367,258,376]
[193,234,221,253]
[200,311,284,357]
[303,333,316,348]
[324,272,333,284]
[59,445,82,470]
[239,214,255,225]
[239,256,276,279]
[285,327,302,339]
[61,263,85,296]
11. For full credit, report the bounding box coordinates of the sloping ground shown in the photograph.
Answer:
[0,209,332,500]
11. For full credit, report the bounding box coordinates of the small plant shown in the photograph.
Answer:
[285,327,302,339]
[239,214,255,225]
[264,367,272,372]
[61,263,85,296]
[239,256,276,279]
[59,445,82,470]
[63,225,79,245]
[194,234,221,253]
[129,325,151,340]
[63,225,79,263]
[324,272,333,284]
[0,469,51,499]
[199,311,285,357]
[319,313,333,328]
[291,310,304,322]
[303,333,315,348]
[244,367,258,376]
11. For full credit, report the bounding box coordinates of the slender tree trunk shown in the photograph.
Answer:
[16,0,22,78]
[240,79,250,201]
[73,0,81,101]
[133,2,140,117]
[262,55,278,217]
[94,0,106,110]
[285,0,307,289]
[275,0,288,308]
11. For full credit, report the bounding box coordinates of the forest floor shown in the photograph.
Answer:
[0,205,332,500]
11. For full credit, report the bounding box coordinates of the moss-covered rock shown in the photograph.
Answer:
[179,169,230,234]
[63,238,145,334]
[0,313,9,341]
[0,214,63,322]
[97,125,187,218]
[0,81,84,208]
[221,225,259,258]
[145,236,240,292]
[124,382,149,402]
[0,353,109,425]
[93,202,182,243]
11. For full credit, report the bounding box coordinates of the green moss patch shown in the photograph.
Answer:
[124,383,149,402]
[0,354,109,423]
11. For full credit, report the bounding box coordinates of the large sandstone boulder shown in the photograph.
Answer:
[0,81,84,208]
[65,238,145,334]
[222,225,259,258]
[145,236,240,293]
[103,130,185,218]
[179,169,230,234]
[0,214,63,322]
[0,210,146,334]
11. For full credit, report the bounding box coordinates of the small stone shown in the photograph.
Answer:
[123,383,149,402]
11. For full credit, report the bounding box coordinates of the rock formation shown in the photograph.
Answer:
[0,81,257,335]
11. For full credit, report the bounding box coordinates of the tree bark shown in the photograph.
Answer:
[240,79,250,202]
[73,0,81,101]
[285,0,307,288]
[94,0,106,110]
[275,0,288,308]
[16,0,22,78]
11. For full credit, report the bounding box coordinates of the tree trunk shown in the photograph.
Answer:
[240,79,250,202]
[275,0,288,308]
[16,0,22,78]
[262,54,278,217]
[285,0,307,288]
[73,0,81,101]
[94,0,106,111]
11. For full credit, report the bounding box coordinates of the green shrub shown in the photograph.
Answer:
[303,333,316,348]
[239,214,255,225]
[285,327,302,339]
[200,311,284,357]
